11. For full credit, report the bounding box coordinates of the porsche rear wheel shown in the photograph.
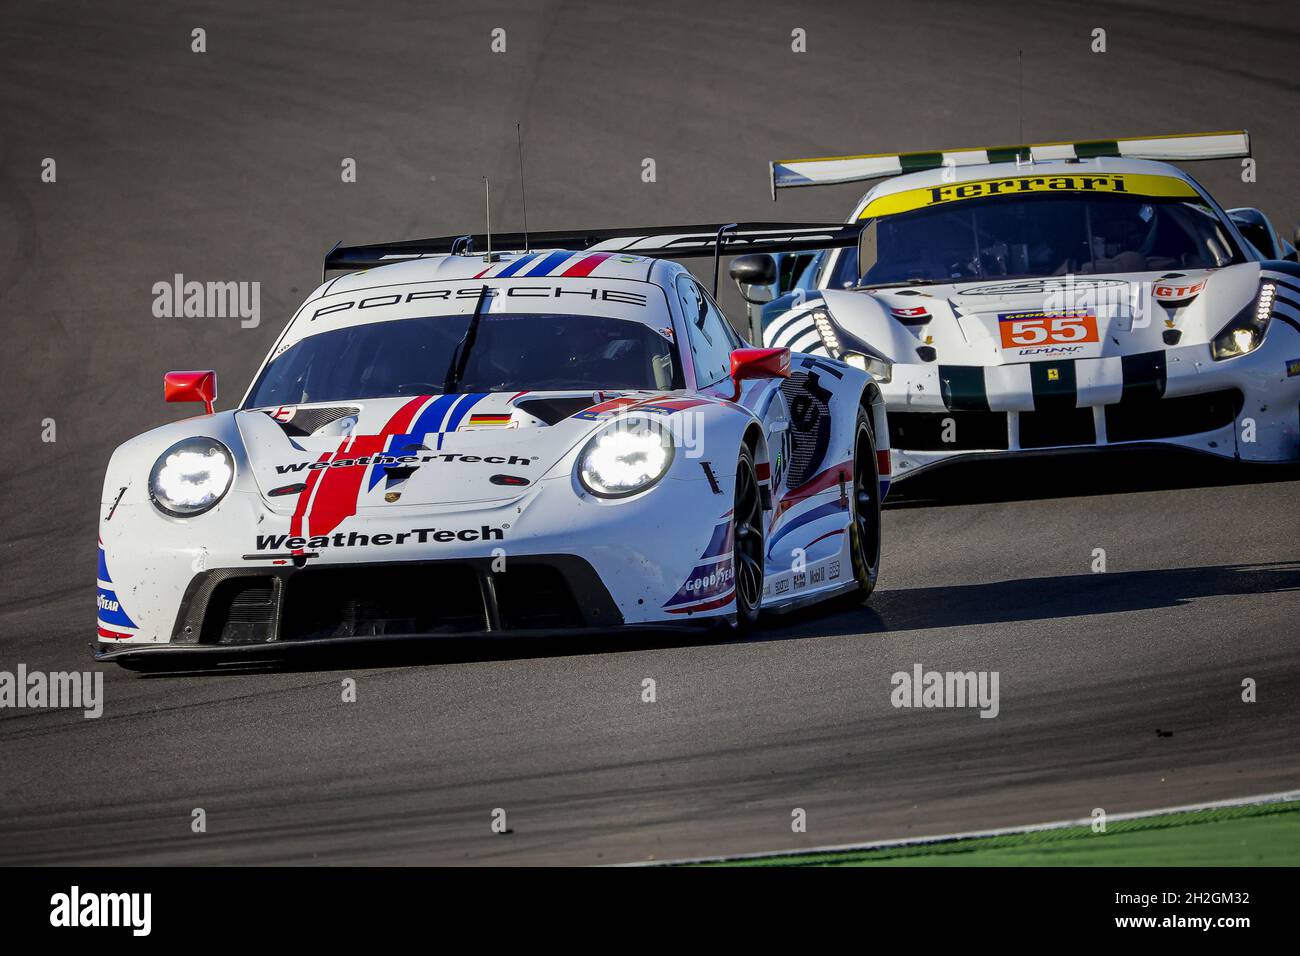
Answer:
[732,444,764,629]
[848,409,881,601]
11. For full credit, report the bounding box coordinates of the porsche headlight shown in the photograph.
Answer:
[1211,282,1276,360]
[578,415,674,498]
[810,307,893,382]
[148,437,234,517]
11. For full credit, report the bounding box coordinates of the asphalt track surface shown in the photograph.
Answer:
[1,0,1298,865]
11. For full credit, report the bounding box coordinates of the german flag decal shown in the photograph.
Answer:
[468,414,513,427]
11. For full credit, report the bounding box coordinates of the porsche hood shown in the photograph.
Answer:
[235,390,695,513]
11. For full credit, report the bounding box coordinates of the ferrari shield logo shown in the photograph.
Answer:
[1046,367,1060,382]
[384,491,401,503]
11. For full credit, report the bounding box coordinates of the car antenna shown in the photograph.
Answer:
[516,122,530,253]
[1015,50,1030,167]
[482,177,499,263]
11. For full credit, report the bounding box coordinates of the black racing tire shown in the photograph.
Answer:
[732,443,764,630]
[847,407,882,601]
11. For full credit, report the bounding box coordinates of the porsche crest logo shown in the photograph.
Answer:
[384,492,401,503]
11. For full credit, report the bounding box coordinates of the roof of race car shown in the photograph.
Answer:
[321,247,672,294]
[274,249,686,355]
[847,155,1211,221]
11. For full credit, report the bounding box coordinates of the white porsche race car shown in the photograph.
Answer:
[751,131,1300,480]
[96,224,888,669]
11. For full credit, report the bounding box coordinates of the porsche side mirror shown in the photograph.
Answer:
[164,370,218,415]
[728,347,790,400]
[730,254,779,305]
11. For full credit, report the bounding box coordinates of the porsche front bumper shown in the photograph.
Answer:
[91,551,730,670]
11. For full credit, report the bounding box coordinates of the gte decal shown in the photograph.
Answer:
[254,525,505,551]
[1153,279,1206,302]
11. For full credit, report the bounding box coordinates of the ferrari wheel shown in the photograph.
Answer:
[732,444,764,629]
[848,409,881,601]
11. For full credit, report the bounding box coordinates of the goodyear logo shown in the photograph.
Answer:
[861,173,1199,219]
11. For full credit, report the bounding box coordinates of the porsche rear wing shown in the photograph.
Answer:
[323,222,862,276]
[323,222,865,303]
[770,130,1251,198]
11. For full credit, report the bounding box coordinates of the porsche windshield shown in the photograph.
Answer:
[245,312,682,407]
[859,193,1241,287]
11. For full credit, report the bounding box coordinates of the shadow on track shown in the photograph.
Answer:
[124,447,1299,677]
[129,560,1300,678]
[775,560,1300,639]
[885,447,1300,509]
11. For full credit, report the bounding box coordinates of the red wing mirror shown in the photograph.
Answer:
[728,347,791,400]
[164,370,218,415]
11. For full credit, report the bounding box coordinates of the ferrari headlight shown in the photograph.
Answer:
[1211,282,1276,360]
[843,351,893,383]
[812,310,842,354]
[148,437,234,517]
[578,415,674,498]
[810,307,893,382]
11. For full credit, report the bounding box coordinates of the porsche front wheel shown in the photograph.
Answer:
[732,444,764,629]
[848,409,881,601]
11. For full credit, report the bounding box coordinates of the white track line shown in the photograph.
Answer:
[641,788,1300,866]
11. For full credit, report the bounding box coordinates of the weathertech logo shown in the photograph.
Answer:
[274,452,531,475]
[255,526,504,551]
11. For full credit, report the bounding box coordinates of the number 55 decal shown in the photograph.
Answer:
[998,311,1099,349]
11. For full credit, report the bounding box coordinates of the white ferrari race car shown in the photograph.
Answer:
[750,131,1300,480]
[96,224,888,669]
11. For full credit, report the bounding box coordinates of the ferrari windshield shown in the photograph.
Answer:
[245,312,682,407]
[859,193,1241,286]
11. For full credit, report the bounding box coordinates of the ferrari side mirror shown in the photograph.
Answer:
[730,254,779,305]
